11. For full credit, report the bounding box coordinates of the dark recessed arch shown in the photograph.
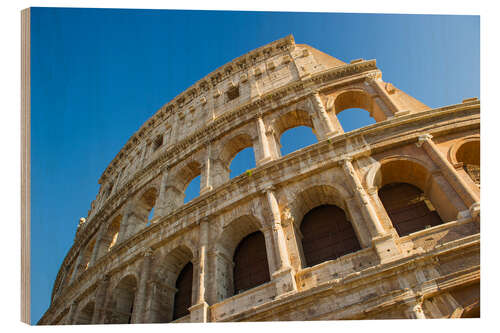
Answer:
[233,231,270,294]
[300,204,361,267]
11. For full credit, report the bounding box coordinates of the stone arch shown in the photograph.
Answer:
[149,245,194,323]
[332,88,387,122]
[108,274,138,324]
[285,184,364,269]
[214,214,268,301]
[449,136,480,187]
[370,157,452,236]
[300,204,362,267]
[79,237,96,273]
[96,214,122,260]
[74,300,94,325]
[119,186,159,241]
[136,186,158,222]
[286,184,352,227]
[272,109,319,143]
[216,131,256,181]
[175,160,203,194]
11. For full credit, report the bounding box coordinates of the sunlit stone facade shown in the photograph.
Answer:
[38,35,480,324]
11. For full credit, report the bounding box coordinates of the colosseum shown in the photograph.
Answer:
[38,35,480,324]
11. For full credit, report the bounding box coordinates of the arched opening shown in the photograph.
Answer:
[214,215,267,301]
[337,108,376,133]
[110,275,137,324]
[217,133,255,182]
[378,183,443,237]
[233,231,270,295]
[138,188,157,223]
[173,262,193,320]
[75,301,94,325]
[334,90,386,123]
[455,140,480,187]
[280,125,317,156]
[97,215,121,260]
[149,246,193,323]
[229,147,256,179]
[175,160,202,205]
[300,205,361,267]
[374,158,453,236]
[79,238,96,272]
[184,175,200,203]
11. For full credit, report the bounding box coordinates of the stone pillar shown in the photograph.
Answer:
[255,116,273,166]
[88,228,105,267]
[162,185,184,216]
[344,196,372,248]
[154,169,169,218]
[405,298,427,319]
[210,158,231,188]
[92,275,110,324]
[266,128,282,159]
[65,301,78,325]
[263,187,297,297]
[117,201,146,243]
[341,157,401,262]
[132,248,154,323]
[200,144,213,195]
[189,218,210,322]
[416,134,479,211]
[341,157,385,236]
[280,208,305,271]
[69,253,85,285]
[310,91,337,139]
[261,228,277,275]
[368,78,403,117]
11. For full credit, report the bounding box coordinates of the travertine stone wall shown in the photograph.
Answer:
[39,35,480,325]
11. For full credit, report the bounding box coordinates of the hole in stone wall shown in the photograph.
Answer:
[153,134,163,151]
[226,86,240,101]
[229,147,256,179]
[280,126,317,156]
[337,108,375,132]
[184,175,200,204]
[147,207,155,226]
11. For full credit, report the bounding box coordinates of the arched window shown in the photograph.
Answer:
[337,108,376,133]
[96,215,121,260]
[233,231,270,294]
[139,188,157,222]
[300,205,361,267]
[110,275,137,324]
[455,140,480,187]
[79,238,96,272]
[280,125,317,156]
[75,301,94,325]
[334,90,386,123]
[229,147,256,179]
[378,182,443,237]
[184,175,200,203]
[173,262,193,320]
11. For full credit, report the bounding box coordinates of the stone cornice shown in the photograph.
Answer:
[48,101,479,313]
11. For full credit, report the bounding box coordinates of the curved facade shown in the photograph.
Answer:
[38,35,480,324]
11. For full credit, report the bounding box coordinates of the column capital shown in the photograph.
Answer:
[341,155,354,165]
[199,216,210,225]
[366,186,378,195]
[261,185,276,195]
[143,247,154,257]
[416,133,433,147]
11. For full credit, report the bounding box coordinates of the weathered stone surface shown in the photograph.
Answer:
[39,35,480,325]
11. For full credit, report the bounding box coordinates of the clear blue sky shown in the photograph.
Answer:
[30,7,479,324]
